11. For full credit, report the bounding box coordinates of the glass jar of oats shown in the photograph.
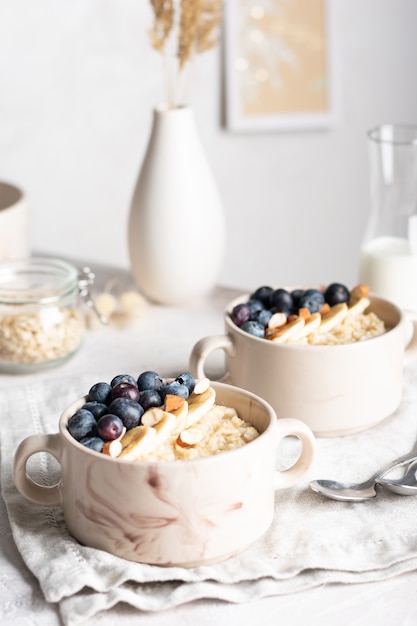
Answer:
[0,258,90,372]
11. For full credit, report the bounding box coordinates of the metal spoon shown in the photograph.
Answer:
[376,459,417,495]
[309,451,417,502]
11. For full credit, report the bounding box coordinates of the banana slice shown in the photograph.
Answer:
[182,386,216,429]
[347,296,371,316]
[265,317,305,343]
[153,412,176,443]
[140,407,176,441]
[119,385,216,458]
[170,401,189,434]
[294,312,321,339]
[318,302,348,333]
[119,425,157,460]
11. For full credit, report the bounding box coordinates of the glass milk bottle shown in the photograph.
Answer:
[359,124,417,311]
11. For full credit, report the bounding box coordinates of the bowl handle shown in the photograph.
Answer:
[273,419,316,490]
[13,433,63,506]
[404,312,417,365]
[189,334,235,380]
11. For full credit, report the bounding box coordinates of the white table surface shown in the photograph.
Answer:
[1,261,417,626]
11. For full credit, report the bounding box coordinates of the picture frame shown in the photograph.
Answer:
[224,0,339,132]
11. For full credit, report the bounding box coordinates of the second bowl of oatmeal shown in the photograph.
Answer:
[189,289,417,437]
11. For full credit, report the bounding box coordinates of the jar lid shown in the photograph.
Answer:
[0,257,79,305]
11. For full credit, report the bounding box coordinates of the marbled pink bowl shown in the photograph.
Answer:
[13,382,315,567]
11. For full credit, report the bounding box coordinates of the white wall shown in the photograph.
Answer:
[0,0,416,292]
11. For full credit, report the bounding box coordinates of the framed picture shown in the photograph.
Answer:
[224,0,339,132]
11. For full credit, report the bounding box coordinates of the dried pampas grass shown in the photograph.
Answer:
[149,0,223,107]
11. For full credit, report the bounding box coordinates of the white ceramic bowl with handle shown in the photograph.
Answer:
[190,295,417,437]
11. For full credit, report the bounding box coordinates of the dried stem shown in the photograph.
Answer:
[149,0,175,105]
[149,0,175,52]
[194,0,223,54]
[149,0,222,107]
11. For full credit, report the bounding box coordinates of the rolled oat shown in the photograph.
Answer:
[0,307,84,365]
[306,311,385,345]
[128,404,259,462]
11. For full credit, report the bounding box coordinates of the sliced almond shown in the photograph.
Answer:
[176,436,193,449]
[350,284,370,301]
[170,401,188,419]
[177,427,203,448]
[267,312,287,329]
[164,394,185,412]
[102,439,123,457]
[141,407,166,427]
[319,302,331,316]
[298,307,311,321]
[193,377,210,394]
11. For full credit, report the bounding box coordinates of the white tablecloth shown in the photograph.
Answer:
[1,262,417,626]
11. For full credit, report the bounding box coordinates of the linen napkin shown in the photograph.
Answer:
[2,363,417,626]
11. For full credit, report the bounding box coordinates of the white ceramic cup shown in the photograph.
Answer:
[189,295,417,437]
[0,181,29,260]
[13,381,315,567]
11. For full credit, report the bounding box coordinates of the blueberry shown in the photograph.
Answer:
[299,289,325,313]
[82,401,109,421]
[88,382,112,405]
[97,414,124,441]
[247,298,265,318]
[303,288,325,301]
[110,382,140,402]
[160,381,189,402]
[137,370,164,392]
[138,389,163,410]
[291,289,305,310]
[110,374,138,388]
[324,283,350,306]
[175,373,196,394]
[241,320,265,338]
[230,303,251,327]
[250,285,273,306]
[80,436,104,453]
[68,409,98,441]
[108,397,144,430]
[269,289,293,314]
[253,308,273,328]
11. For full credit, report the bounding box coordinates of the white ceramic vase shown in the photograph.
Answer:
[128,106,226,305]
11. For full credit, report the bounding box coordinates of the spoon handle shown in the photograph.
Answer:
[377,458,417,485]
[374,451,417,481]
